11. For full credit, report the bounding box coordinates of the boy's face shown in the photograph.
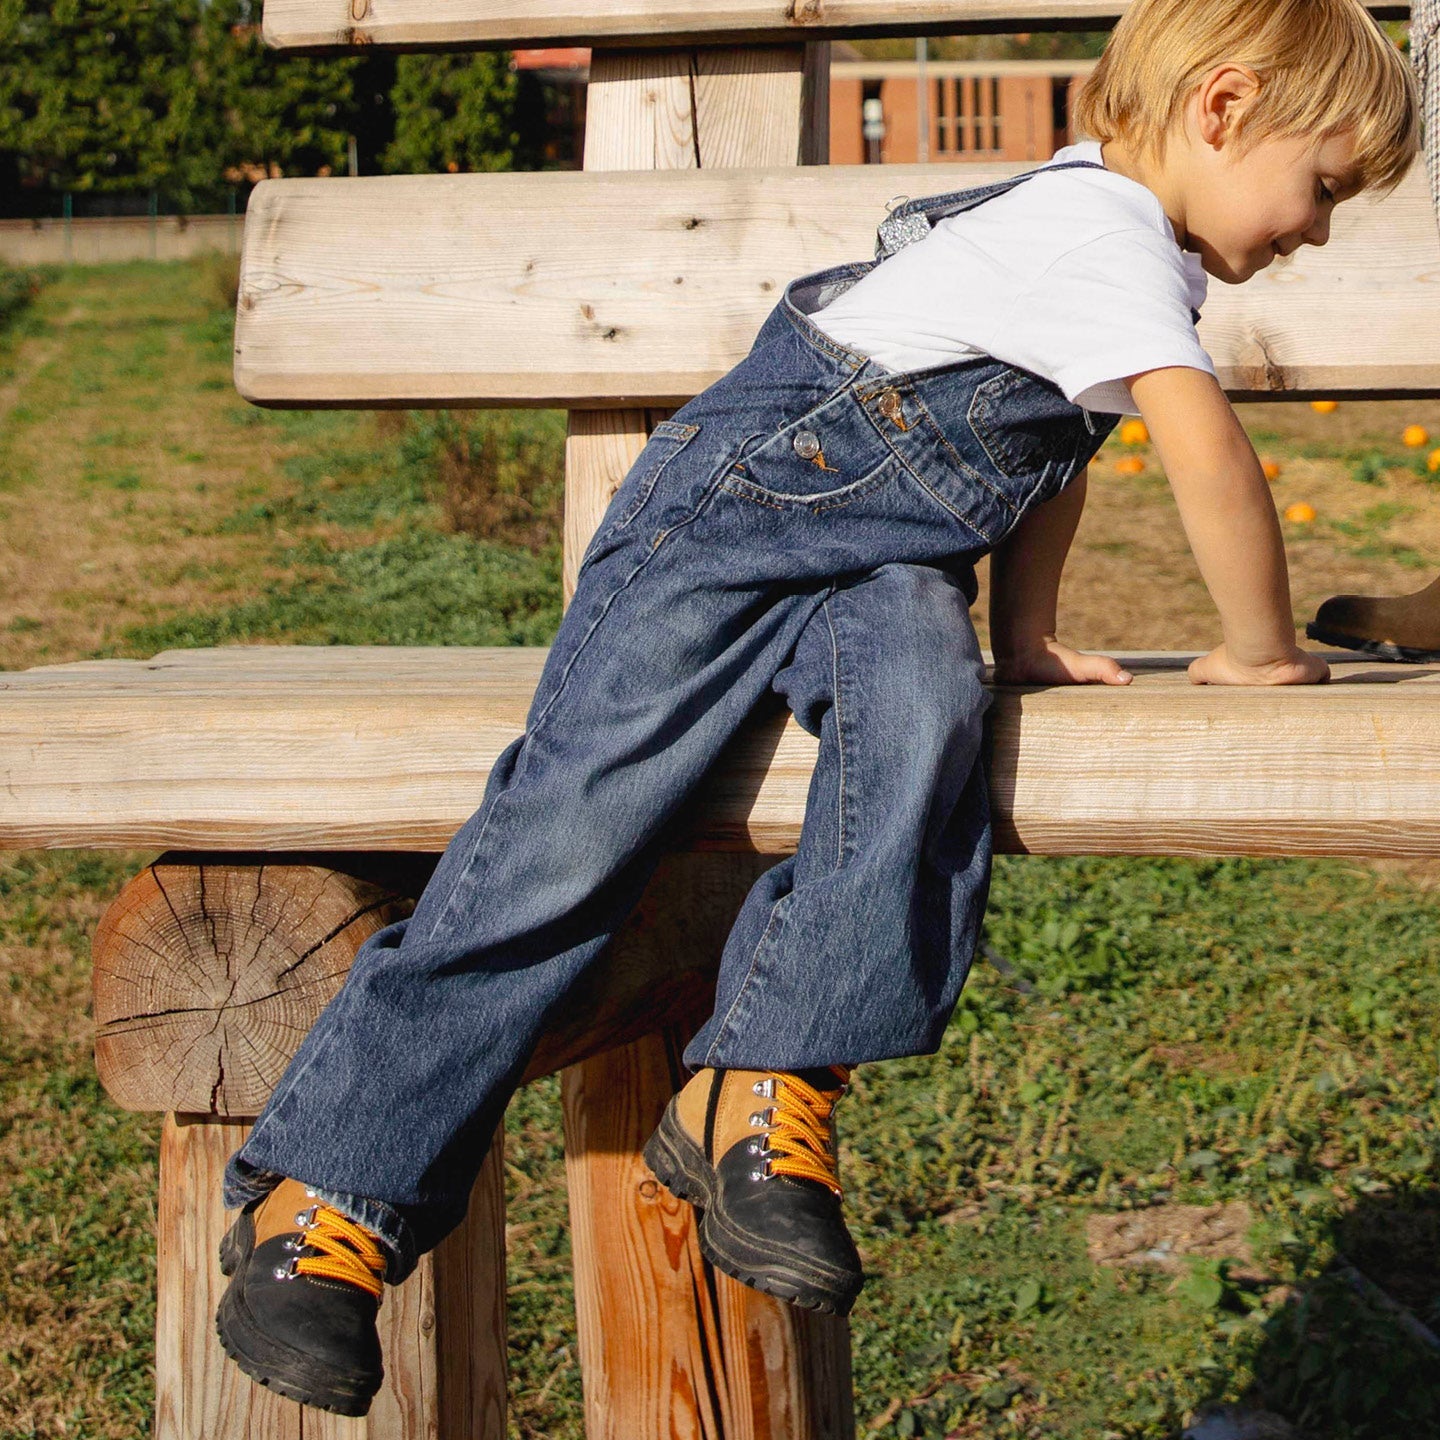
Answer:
[1121,63,1364,286]
[1187,121,1363,285]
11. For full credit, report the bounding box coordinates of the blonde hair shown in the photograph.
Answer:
[1072,0,1420,197]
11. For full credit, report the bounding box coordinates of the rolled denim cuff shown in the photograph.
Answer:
[221,1156,418,1285]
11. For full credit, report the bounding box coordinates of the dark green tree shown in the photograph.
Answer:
[0,0,215,204]
[197,0,361,184]
[381,52,519,174]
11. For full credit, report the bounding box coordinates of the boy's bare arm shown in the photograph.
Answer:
[1125,366,1329,686]
[989,469,1133,686]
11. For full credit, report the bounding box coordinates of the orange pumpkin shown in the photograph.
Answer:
[1119,419,1150,446]
[1115,456,1146,475]
[1261,460,1282,481]
[1284,502,1317,523]
[1403,425,1430,448]
[1310,400,1340,414]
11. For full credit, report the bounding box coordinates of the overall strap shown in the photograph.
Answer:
[875,159,1107,260]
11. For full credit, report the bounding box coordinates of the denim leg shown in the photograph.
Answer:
[685,562,993,1071]
[223,505,830,1280]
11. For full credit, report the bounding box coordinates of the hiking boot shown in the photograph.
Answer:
[215,1177,387,1415]
[1306,574,1440,661]
[643,1065,864,1315]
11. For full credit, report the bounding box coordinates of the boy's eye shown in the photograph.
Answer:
[1318,180,1335,204]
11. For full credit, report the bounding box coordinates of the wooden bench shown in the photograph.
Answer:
[2,4,1435,1437]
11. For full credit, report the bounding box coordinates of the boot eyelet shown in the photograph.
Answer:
[273,1257,300,1281]
[749,1106,776,1127]
[748,1157,774,1182]
[751,1078,776,1098]
[294,1205,319,1228]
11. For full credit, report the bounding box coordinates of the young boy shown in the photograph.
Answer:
[214,0,1419,1415]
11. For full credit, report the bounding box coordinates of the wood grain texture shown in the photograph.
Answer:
[92,858,415,1114]
[563,1032,729,1440]
[233,162,1440,408]
[259,0,1407,51]
[92,850,773,1116]
[563,410,652,600]
[156,1114,506,1439]
[564,44,829,594]
[561,1031,854,1440]
[7,647,1440,858]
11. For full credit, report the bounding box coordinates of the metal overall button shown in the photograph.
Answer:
[792,429,822,460]
[878,389,914,432]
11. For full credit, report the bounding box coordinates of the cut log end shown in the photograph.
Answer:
[93,855,416,1115]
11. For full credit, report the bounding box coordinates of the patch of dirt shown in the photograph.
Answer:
[1086,1200,1261,1277]
[1151,1043,1247,1075]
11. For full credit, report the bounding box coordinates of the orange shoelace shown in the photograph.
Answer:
[762,1065,851,1197]
[291,1203,387,1299]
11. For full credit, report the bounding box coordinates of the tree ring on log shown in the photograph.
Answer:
[93,852,423,1116]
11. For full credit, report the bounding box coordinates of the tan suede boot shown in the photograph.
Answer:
[1307,575,1440,661]
[643,1065,864,1314]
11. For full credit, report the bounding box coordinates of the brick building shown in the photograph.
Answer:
[829,53,1099,165]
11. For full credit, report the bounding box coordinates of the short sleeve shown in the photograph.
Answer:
[990,228,1217,417]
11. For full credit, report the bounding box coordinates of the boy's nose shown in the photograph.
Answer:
[1302,212,1332,246]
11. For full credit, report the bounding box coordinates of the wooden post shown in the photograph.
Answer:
[92,856,507,1438]
[155,1114,505,1440]
[560,41,855,1440]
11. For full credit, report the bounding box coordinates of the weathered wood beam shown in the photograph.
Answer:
[562,1030,855,1440]
[9,648,1440,858]
[559,42,854,1440]
[260,0,1408,53]
[234,163,1440,408]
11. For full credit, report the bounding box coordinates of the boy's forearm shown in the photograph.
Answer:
[989,469,1087,656]
[1166,455,1297,664]
[1128,367,1300,663]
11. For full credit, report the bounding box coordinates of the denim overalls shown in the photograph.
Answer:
[227,162,1135,1278]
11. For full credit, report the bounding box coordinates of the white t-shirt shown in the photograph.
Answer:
[810,141,1214,417]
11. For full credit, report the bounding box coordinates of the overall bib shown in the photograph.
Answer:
[227,161,1132,1278]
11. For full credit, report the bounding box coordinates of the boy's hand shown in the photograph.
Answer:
[1188,643,1330,686]
[992,638,1134,687]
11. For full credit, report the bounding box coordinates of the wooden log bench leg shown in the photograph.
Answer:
[564,1028,853,1440]
[560,37,852,1440]
[155,1113,506,1440]
[92,854,507,1439]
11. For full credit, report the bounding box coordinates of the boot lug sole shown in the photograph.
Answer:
[1305,623,1440,663]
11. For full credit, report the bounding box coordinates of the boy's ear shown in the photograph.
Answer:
[1193,63,1262,148]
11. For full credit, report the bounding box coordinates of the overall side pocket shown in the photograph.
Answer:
[966,369,1089,504]
[575,419,702,579]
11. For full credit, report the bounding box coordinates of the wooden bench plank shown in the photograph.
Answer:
[5,647,1440,858]
[235,164,1440,408]
[260,0,1408,52]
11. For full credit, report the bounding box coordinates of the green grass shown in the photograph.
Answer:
[2,260,1439,1439]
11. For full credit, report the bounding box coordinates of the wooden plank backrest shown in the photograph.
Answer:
[261,0,1408,50]
[236,161,1440,408]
